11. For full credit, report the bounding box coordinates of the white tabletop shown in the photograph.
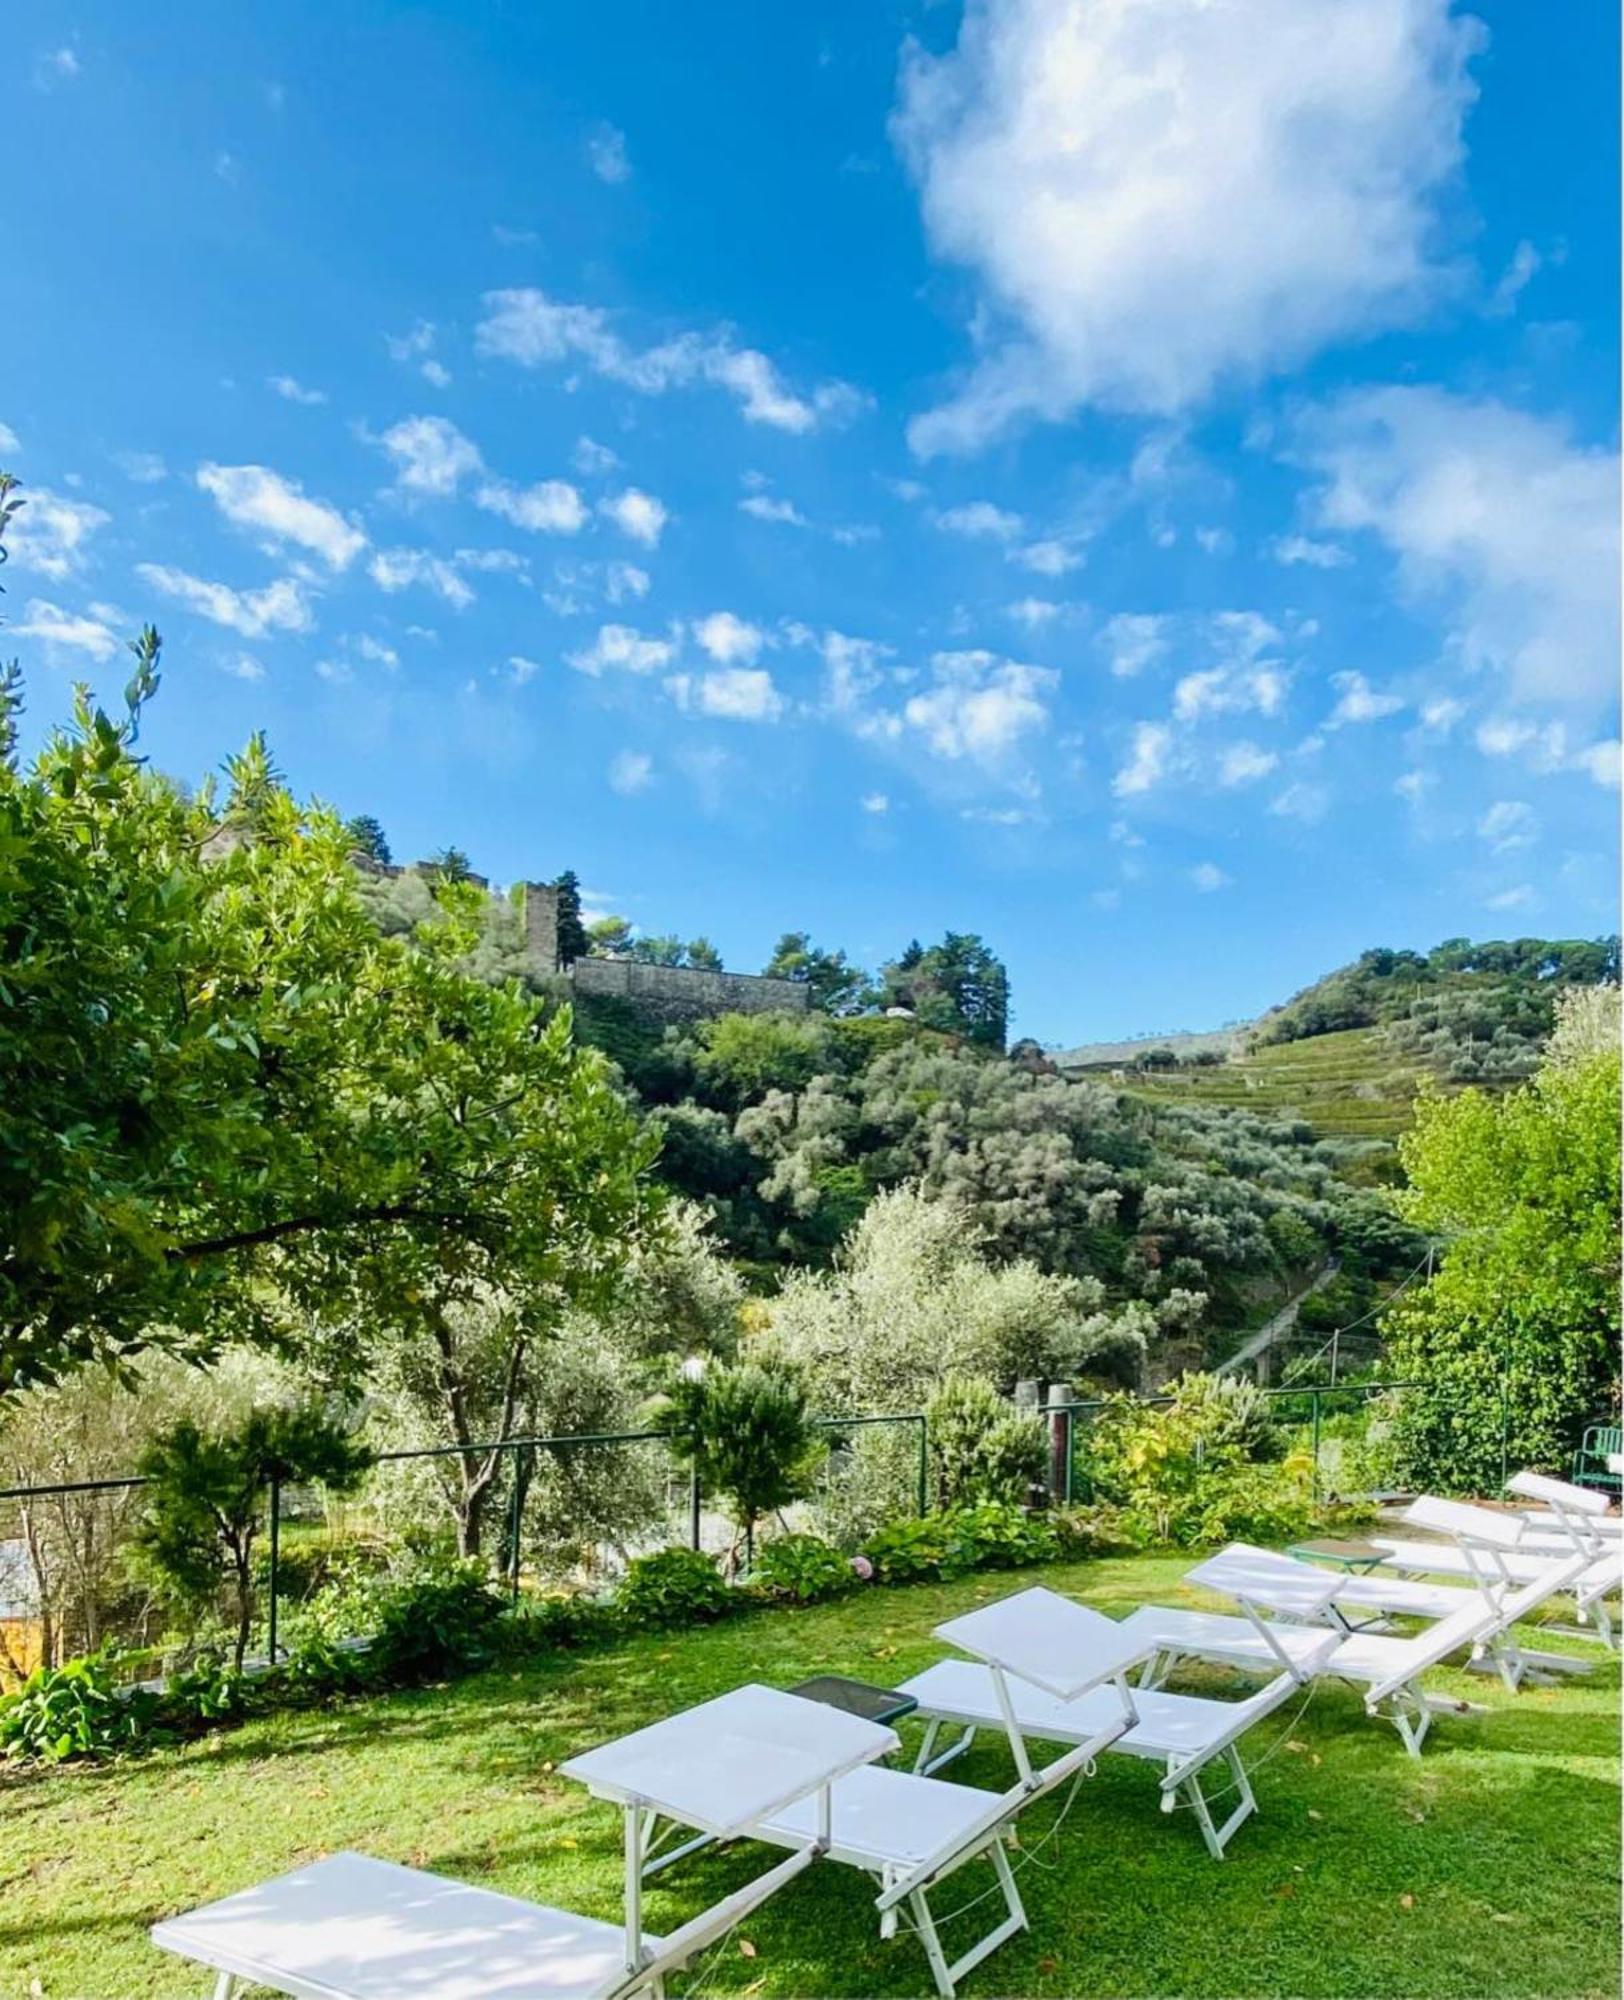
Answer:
[1185,1543,1343,1618]
[560,1683,898,1838]
[932,1585,1153,1701]
[152,1852,647,2000]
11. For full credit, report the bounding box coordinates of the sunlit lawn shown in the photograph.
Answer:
[2,1553,1618,1999]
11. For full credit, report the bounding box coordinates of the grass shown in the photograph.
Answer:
[2,1552,1618,2000]
[1120,1028,1429,1140]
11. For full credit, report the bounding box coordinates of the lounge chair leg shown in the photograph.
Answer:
[211,1977,237,2000]
[910,1887,957,1999]
[1181,1768,1224,1860]
[916,1721,976,1776]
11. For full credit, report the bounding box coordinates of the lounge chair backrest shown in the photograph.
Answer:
[872,1733,1101,1911]
[1186,1543,1340,1618]
[1361,1551,1590,1706]
[1404,1495,1527,1549]
[1509,1469,1616,1517]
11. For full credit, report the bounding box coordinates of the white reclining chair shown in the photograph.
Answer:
[1371,1495,1622,1648]
[152,1844,821,2000]
[1191,1539,1485,1633]
[895,1584,1333,1859]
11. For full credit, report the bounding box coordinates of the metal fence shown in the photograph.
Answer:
[0,1412,929,1678]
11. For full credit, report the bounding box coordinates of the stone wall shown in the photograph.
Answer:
[568,954,809,1023]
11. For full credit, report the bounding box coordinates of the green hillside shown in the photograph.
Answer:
[1118,1026,1426,1141]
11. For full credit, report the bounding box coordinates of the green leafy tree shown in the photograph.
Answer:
[134,1405,372,1669]
[1384,988,1622,1491]
[650,1360,825,1567]
[425,845,474,883]
[343,814,392,867]
[0,611,659,1395]
[763,932,875,1015]
[685,935,723,972]
[587,914,635,956]
[552,869,589,966]
[880,932,1010,1049]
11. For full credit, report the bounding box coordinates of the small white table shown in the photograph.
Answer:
[560,1682,898,1970]
[931,1585,1152,1780]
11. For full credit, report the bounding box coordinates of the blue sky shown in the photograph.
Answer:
[4,1,1618,1046]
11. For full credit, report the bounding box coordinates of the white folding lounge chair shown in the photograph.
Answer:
[1508,1470,1622,1555]
[895,1584,1326,1859]
[151,1845,821,2000]
[1195,1540,1484,1632]
[1372,1496,1622,1648]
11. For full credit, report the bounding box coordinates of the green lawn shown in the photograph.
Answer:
[3,1554,1619,2000]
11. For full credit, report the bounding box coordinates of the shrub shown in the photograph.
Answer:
[159,1650,248,1726]
[751,1534,856,1605]
[501,1592,624,1653]
[861,1513,966,1585]
[284,1550,506,1689]
[927,1375,1048,1507]
[1051,1503,1146,1558]
[0,1650,154,1764]
[616,1547,734,1628]
[947,1500,1060,1570]
[649,1361,825,1567]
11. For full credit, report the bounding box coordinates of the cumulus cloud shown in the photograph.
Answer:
[198,462,366,570]
[1327,669,1405,726]
[1269,533,1350,569]
[692,612,764,666]
[567,623,676,676]
[586,123,631,184]
[902,650,1057,762]
[608,749,653,794]
[269,374,327,406]
[475,287,860,432]
[1292,385,1621,707]
[475,477,587,534]
[386,322,450,387]
[1190,862,1231,893]
[376,414,484,496]
[894,0,1482,451]
[600,487,668,547]
[1007,598,1063,630]
[1011,538,1084,576]
[1218,741,1279,787]
[12,597,119,660]
[368,548,476,609]
[1477,799,1538,852]
[8,490,109,579]
[667,666,784,723]
[1100,613,1170,679]
[861,791,890,814]
[573,436,620,476]
[1112,720,1173,798]
[136,565,312,637]
[933,500,1023,541]
[740,493,809,526]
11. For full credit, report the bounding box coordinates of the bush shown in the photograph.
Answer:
[862,1502,1058,1583]
[751,1533,857,1605]
[502,1592,624,1653]
[927,1376,1048,1507]
[284,1551,506,1689]
[1051,1503,1146,1558]
[0,1651,155,1764]
[861,1513,967,1584]
[616,1547,735,1628]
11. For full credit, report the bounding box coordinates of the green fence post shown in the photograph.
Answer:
[507,1457,524,1604]
[1310,1392,1322,1506]
[916,1415,929,1515]
[689,1464,702,1552]
[1063,1408,1074,1507]
[266,1476,280,1665]
[1498,1378,1510,1496]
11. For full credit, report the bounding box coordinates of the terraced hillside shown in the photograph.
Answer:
[1114,1026,1427,1140]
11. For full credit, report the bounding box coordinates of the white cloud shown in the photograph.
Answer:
[376,414,483,496]
[386,322,450,387]
[1473,717,1622,790]
[1327,669,1405,727]
[13,597,119,660]
[1477,800,1538,852]
[353,634,399,669]
[368,547,475,609]
[692,612,764,667]
[269,374,327,406]
[220,653,266,681]
[1112,721,1172,798]
[895,0,1482,451]
[586,123,631,184]
[1394,769,1432,804]
[1190,862,1231,893]
[0,421,20,453]
[609,749,654,794]
[1293,386,1620,707]
[604,561,650,603]
[1100,613,1170,679]
[8,489,109,579]
[1487,238,1541,317]
[933,500,1023,541]
[1173,664,1286,723]
[1218,741,1279,787]
[1007,598,1062,629]
[214,151,240,186]
[475,477,587,534]
[740,493,809,526]
[1011,538,1083,576]
[573,436,620,476]
[197,462,366,570]
[861,791,890,814]
[1269,780,1331,823]
[33,47,80,90]
[136,565,312,637]
[1420,695,1465,732]
[567,623,676,676]
[1269,533,1350,569]
[113,450,166,484]
[507,655,541,685]
[902,649,1057,763]
[600,487,668,547]
[475,287,859,432]
[1485,884,1534,912]
[1573,740,1622,789]
[667,666,784,723]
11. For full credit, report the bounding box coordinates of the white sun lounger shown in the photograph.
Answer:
[1163,1549,1594,1752]
[151,1846,818,2000]
[1508,1470,1622,1553]
[1195,1540,1481,1630]
[895,1584,1320,1859]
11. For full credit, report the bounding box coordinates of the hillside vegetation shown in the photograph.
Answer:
[1119,1027,1427,1141]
